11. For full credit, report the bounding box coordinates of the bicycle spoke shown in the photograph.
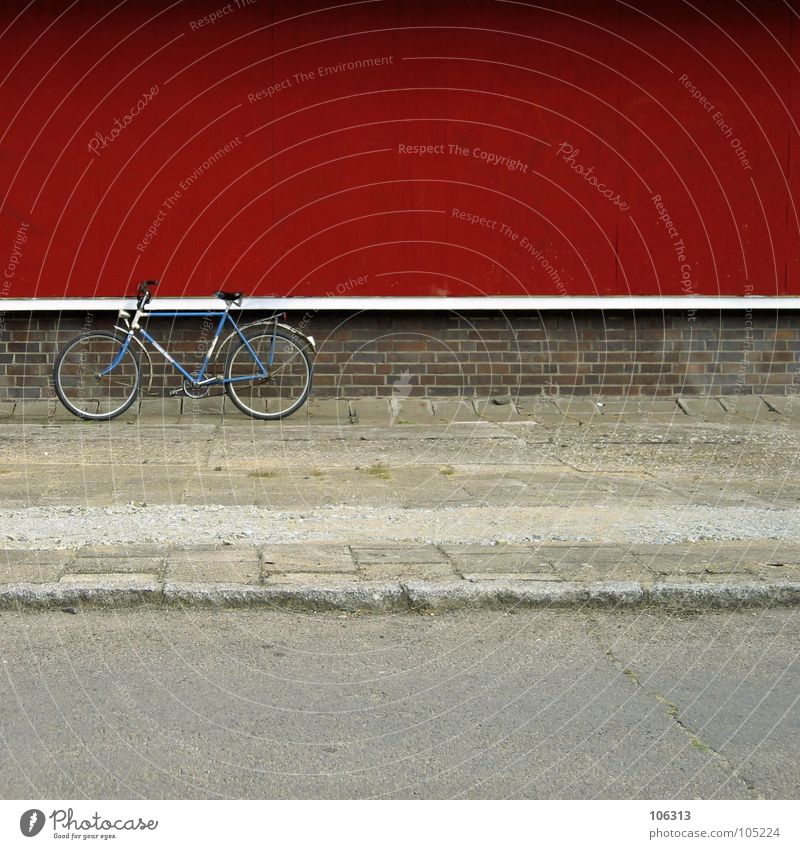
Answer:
[225,330,312,419]
[54,332,140,420]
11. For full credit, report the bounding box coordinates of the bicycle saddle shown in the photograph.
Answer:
[213,290,244,303]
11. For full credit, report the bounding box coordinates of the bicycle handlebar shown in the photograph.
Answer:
[136,280,158,308]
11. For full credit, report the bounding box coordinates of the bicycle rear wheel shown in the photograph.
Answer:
[53,331,141,420]
[224,329,312,420]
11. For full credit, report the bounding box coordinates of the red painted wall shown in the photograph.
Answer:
[0,0,797,301]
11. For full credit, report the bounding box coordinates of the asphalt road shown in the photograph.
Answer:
[1,608,797,799]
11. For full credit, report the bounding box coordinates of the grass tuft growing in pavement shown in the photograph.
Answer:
[366,462,390,479]
[439,465,456,476]
[249,469,278,478]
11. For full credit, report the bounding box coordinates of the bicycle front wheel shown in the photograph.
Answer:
[53,331,141,420]
[224,329,312,420]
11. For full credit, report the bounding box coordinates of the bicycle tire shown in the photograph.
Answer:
[53,331,141,420]
[224,328,312,420]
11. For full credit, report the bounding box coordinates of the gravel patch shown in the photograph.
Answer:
[2,503,797,548]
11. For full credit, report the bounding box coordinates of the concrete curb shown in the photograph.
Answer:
[403,579,645,610]
[648,580,800,608]
[1,578,799,612]
[0,578,162,609]
[162,581,406,612]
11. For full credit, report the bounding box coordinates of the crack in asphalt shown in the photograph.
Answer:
[589,628,765,800]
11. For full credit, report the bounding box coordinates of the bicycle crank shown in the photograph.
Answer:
[168,378,211,399]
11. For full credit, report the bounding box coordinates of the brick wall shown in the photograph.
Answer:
[1,309,798,400]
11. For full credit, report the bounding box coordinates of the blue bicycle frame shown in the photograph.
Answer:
[103,309,282,387]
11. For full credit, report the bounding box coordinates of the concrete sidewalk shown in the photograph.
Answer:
[2,541,800,611]
[4,391,800,425]
[1,393,799,611]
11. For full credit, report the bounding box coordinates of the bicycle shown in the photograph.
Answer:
[53,280,316,421]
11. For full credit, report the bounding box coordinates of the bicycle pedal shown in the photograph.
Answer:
[168,388,185,397]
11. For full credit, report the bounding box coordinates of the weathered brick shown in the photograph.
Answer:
[0,310,798,401]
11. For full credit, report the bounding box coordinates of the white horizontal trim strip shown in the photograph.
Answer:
[0,296,797,312]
